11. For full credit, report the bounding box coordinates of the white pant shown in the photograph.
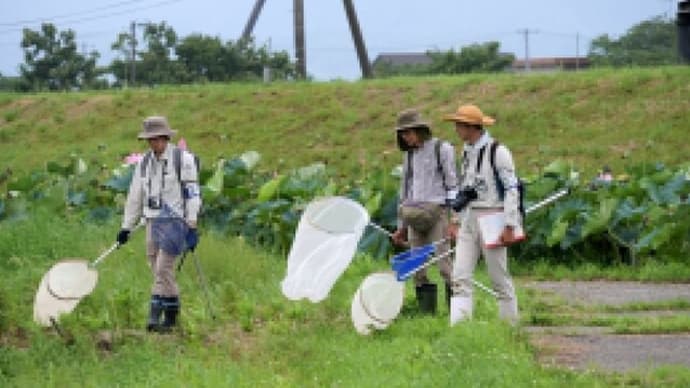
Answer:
[450,209,518,325]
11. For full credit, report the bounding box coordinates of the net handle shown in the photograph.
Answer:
[90,221,144,268]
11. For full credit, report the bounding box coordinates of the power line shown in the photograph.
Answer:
[0,0,144,27]
[0,0,184,35]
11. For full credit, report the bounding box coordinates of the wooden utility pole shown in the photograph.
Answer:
[239,0,372,79]
[293,0,306,78]
[130,21,136,86]
[517,28,538,72]
[342,0,372,78]
[240,0,267,43]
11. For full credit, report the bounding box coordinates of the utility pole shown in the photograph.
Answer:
[130,21,136,86]
[293,0,306,79]
[241,0,267,44]
[342,0,373,78]
[575,32,580,71]
[517,28,538,72]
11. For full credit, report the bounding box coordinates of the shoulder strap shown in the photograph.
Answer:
[434,139,448,191]
[173,147,182,180]
[490,140,505,200]
[475,144,487,173]
[140,151,152,178]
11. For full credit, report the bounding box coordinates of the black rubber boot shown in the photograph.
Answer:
[415,283,438,315]
[146,295,162,332]
[159,296,180,333]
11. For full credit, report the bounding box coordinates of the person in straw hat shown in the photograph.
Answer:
[443,104,521,326]
[116,116,202,332]
[391,108,459,314]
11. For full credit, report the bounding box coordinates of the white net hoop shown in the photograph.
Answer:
[46,259,98,300]
[282,196,370,302]
[33,272,81,326]
[351,272,404,335]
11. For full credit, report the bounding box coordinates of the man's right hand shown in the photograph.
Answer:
[391,228,408,247]
[116,229,130,245]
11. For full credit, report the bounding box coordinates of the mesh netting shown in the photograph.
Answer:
[151,204,188,256]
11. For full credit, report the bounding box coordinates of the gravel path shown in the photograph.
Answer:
[522,280,690,373]
[523,280,690,306]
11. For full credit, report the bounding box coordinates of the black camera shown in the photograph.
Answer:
[147,196,162,209]
[450,186,478,212]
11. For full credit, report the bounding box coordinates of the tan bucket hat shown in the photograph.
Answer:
[395,109,430,131]
[443,104,495,126]
[137,116,177,139]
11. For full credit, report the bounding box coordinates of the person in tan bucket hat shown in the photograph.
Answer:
[392,108,459,314]
[116,116,201,332]
[443,104,521,326]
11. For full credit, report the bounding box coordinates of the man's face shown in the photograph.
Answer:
[454,121,476,143]
[399,128,421,147]
[147,136,168,154]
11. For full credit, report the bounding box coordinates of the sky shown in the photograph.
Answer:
[0,0,677,80]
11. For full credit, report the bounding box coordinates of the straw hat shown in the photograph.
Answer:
[443,104,495,126]
[137,116,177,139]
[395,109,430,131]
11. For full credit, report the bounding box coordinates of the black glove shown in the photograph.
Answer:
[116,229,130,245]
[186,228,198,252]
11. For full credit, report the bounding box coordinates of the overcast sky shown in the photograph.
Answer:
[0,0,676,80]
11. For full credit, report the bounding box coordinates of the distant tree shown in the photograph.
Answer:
[588,16,677,66]
[137,22,187,85]
[176,34,227,82]
[427,42,515,74]
[19,23,100,91]
[110,26,294,86]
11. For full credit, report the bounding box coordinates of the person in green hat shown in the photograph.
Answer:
[392,108,459,314]
[116,116,202,332]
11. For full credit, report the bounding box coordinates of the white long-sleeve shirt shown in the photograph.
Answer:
[122,143,201,230]
[458,132,520,227]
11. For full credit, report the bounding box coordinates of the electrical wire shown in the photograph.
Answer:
[0,0,184,35]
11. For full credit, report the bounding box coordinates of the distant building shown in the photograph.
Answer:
[372,53,433,68]
[511,57,590,72]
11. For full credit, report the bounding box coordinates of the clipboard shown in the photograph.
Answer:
[477,211,525,248]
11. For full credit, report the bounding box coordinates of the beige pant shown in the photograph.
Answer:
[451,208,518,322]
[146,222,179,297]
[408,213,452,287]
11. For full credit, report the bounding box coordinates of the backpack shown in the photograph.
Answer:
[461,141,525,219]
[489,141,525,219]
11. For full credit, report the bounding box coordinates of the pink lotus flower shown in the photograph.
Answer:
[123,153,144,165]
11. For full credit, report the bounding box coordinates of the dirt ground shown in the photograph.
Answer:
[521,280,690,373]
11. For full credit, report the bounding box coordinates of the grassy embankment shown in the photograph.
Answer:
[1,67,689,386]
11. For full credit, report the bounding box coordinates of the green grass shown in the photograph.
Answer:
[0,212,644,387]
[1,67,689,180]
[2,67,690,386]
[514,261,690,282]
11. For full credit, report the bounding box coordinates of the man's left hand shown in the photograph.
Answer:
[186,228,199,252]
[499,226,517,246]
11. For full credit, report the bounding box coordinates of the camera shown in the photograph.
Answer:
[450,186,478,212]
[147,196,162,209]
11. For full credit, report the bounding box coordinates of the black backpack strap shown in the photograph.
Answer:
[434,139,448,191]
[475,144,487,174]
[140,151,152,178]
[489,141,504,200]
[173,147,182,180]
